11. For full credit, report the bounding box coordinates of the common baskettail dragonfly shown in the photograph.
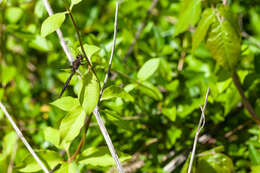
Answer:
[59,54,83,97]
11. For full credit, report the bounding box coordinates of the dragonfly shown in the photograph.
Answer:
[59,54,84,97]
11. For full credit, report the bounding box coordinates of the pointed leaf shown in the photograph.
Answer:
[70,0,82,9]
[78,71,100,115]
[206,6,241,72]
[51,96,80,112]
[19,150,63,172]
[59,106,85,150]
[137,58,160,81]
[192,8,215,51]
[174,0,201,36]
[78,44,100,61]
[41,12,66,37]
[101,85,134,102]
[249,143,260,165]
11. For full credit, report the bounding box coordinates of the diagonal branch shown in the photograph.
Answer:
[232,72,260,125]
[0,102,49,173]
[188,87,210,173]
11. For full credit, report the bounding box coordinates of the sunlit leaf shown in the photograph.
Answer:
[59,106,85,150]
[19,150,63,172]
[174,0,201,36]
[51,96,80,112]
[70,0,82,10]
[5,7,23,24]
[137,58,160,81]
[44,127,60,147]
[78,71,100,115]
[1,66,16,85]
[192,8,215,51]
[79,147,131,167]
[249,143,260,165]
[41,12,66,37]
[101,85,134,102]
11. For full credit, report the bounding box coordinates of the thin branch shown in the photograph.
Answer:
[0,102,49,173]
[232,72,260,125]
[188,87,210,173]
[42,0,74,64]
[99,2,119,98]
[61,0,98,79]
[123,0,158,62]
[93,107,124,173]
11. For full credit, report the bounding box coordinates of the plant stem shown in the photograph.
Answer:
[232,72,260,125]
[0,102,49,173]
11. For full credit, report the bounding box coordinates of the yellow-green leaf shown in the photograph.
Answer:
[41,12,66,37]
[101,85,134,102]
[78,71,100,115]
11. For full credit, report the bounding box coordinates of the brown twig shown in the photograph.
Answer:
[123,0,158,62]
[232,72,260,125]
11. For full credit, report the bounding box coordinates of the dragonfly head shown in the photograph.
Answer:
[76,54,83,61]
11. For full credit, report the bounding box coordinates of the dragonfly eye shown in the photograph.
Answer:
[76,54,83,60]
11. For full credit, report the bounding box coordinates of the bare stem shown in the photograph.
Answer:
[99,2,119,99]
[0,102,49,173]
[188,87,210,173]
[232,72,260,125]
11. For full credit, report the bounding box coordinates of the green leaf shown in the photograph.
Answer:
[1,66,16,85]
[19,150,63,172]
[41,12,66,37]
[192,8,215,51]
[56,162,79,173]
[251,165,260,173]
[44,127,60,147]
[206,6,241,72]
[249,143,260,165]
[174,0,201,36]
[78,71,100,115]
[3,132,17,157]
[5,7,23,24]
[137,58,160,81]
[101,85,134,102]
[29,35,53,52]
[162,106,176,122]
[79,147,131,167]
[78,44,100,60]
[70,0,82,10]
[51,96,80,112]
[197,152,234,173]
[137,82,163,100]
[59,106,85,150]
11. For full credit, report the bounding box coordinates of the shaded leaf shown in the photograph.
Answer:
[41,12,66,37]
[78,71,100,115]
[192,8,215,51]
[137,58,160,81]
[51,96,80,112]
[101,85,134,102]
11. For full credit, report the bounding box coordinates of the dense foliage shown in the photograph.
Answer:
[1,0,260,172]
